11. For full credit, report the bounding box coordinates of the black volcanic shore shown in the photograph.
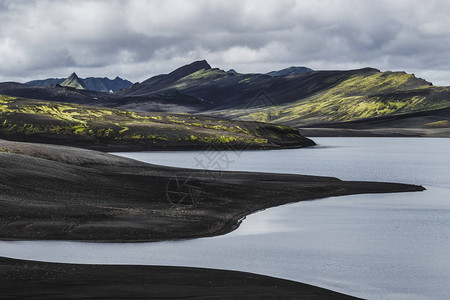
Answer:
[0,139,424,242]
[0,257,361,299]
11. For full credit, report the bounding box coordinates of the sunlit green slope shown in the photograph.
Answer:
[214,71,450,127]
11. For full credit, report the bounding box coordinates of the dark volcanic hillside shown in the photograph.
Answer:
[116,61,450,125]
[25,78,63,86]
[117,60,380,111]
[122,60,213,95]
[214,70,450,128]
[115,61,450,130]
[0,95,315,151]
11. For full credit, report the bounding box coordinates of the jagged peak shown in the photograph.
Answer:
[187,59,211,70]
[68,72,79,79]
[61,72,86,89]
[168,60,212,79]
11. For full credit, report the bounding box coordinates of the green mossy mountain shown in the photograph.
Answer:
[60,72,87,90]
[213,70,450,127]
[0,95,315,151]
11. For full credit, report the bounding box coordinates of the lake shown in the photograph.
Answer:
[1,137,449,299]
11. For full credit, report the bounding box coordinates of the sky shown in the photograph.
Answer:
[0,0,449,85]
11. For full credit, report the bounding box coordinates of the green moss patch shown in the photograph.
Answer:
[0,95,312,150]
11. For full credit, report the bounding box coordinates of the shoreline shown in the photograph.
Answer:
[1,134,316,152]
[0,256,362,299]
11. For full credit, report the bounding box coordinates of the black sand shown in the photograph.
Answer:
[0,257,362,299]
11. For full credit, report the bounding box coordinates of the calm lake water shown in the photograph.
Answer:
[1,138,450,300]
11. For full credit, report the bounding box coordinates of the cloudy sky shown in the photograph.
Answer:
[0,0,449,85]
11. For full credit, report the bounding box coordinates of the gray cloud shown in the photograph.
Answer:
[0,0,449,85]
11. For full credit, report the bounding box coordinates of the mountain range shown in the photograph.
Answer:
[1,60,449,137]
[26,73,133,93]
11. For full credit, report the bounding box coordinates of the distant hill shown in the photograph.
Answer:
[266,66,313,77]
[0,81,208,114]
[83,76,133,93]
[26,73,133,92]
[0,81,115,105]
[25,78,64,86]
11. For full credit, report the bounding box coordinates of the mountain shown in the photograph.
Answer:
[266,66,313,77]
[216,72,450,133]
[26,74,133,92]
[117,60,372,111]
[213,70,450,127]
[116,60,212,96]
[60,72,87,90]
